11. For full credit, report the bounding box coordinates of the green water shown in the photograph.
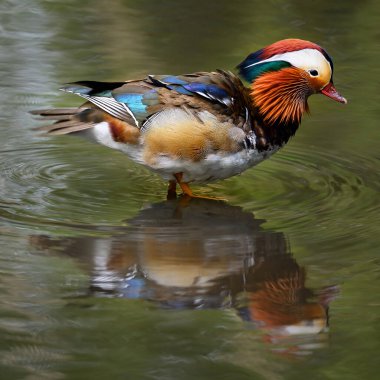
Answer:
[0,1,379,379]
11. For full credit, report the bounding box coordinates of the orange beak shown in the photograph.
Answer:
[321,82,347,104]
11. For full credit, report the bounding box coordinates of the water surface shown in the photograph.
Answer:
[0,1,379,379]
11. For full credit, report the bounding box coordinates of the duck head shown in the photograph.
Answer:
[237,38,347,126]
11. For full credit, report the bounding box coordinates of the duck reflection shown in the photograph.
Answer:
[31,198,337,350]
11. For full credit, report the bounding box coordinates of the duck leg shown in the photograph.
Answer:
[174,173,194,197]
[173,173,226,201]
[167,180,177,200]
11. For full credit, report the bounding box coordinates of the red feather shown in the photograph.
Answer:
[261,38,323,59]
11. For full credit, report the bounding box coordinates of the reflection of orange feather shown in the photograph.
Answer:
[250,292,326,327]
[248,273,327,327]
[252,68,310,126]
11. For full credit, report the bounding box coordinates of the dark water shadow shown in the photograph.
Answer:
[30,198,338,355]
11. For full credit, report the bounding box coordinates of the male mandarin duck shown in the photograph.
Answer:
[32,38,346,198]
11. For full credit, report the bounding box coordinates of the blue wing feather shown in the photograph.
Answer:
[149,75,233,106]
[166,85,193,95]
[159,75,188,85]
[183,83,231,104]
[61,73,234,126]
[113,93,148,120]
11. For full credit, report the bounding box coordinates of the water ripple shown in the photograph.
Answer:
[0,142,155,231]
[0,141,378,237]
[221,145,379,244]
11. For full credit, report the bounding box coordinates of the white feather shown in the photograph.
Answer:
[244,48,331,74]
[84,122,142,161]
[148,146,279,183]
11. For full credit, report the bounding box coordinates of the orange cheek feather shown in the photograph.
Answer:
[252,68,311,125]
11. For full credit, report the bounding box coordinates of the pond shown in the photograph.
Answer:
[0,1,379,379]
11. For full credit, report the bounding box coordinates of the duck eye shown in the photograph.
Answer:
[309,69,319,77]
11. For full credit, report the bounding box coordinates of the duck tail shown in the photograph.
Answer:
[30,107,97,135]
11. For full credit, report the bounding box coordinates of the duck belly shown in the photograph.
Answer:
[146,147,279,183]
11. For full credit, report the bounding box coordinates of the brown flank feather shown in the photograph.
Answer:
[104,114,140,144]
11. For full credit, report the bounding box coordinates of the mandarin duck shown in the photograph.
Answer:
[32,38,346,198]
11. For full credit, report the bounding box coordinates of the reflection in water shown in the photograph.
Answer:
[31,198,337,355]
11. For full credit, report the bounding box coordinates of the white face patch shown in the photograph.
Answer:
[245,48,332,85]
